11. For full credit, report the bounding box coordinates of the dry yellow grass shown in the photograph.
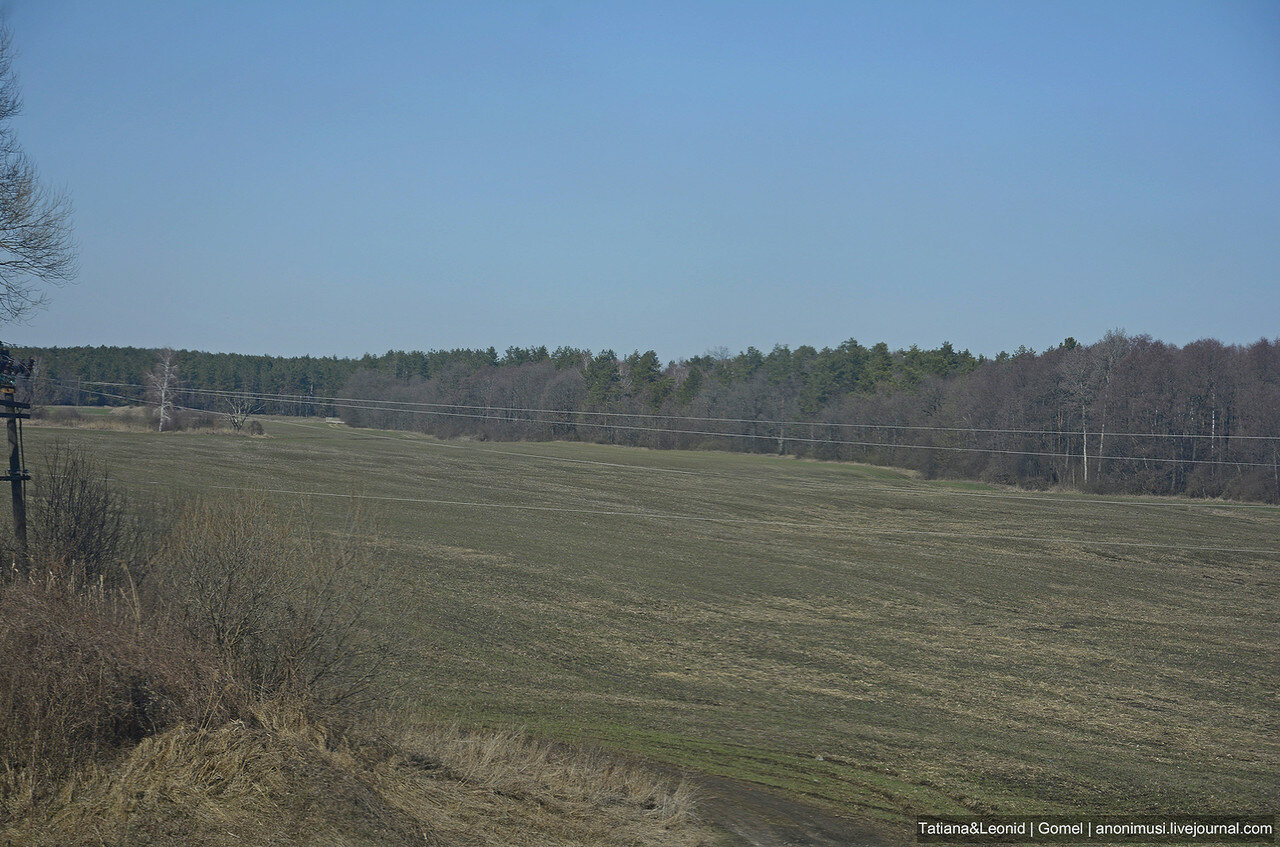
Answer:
[2,700,718,847]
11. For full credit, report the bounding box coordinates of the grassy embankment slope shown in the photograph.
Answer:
[23,419,1278,830]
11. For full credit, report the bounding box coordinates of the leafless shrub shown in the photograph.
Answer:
[24,442,161,587]
[1,454,386,818]
[168,407,225,431]
[0,578,227,808]
[154,496,387,707]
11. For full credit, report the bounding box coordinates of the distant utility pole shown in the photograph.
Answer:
[0,345,32,574]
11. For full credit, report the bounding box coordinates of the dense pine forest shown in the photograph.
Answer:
[17,333,1280,502]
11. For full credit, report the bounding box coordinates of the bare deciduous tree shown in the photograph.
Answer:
[0,25,76,323]
[225,391,262,431]
[146,347,179,431]
[1059,346,1097,485]
[1091,329,1132,478]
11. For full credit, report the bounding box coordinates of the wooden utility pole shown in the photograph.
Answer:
[0,347,32,575]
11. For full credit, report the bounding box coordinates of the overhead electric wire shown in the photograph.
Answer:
[26,381,1280,554]
[34,379,1280,515]
[178,386,1280,468]
[276,418,1280,513]
[37,377,1280,470]
[44,382,711,479]
[59,378,1280,441]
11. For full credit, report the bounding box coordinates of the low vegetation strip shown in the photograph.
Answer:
[17,421,1276,836]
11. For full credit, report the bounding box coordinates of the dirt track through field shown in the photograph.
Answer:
[691,772,895,847]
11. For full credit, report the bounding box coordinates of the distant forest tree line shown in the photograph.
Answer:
[16,333,1280,502]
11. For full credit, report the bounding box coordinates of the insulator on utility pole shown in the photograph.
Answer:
[0,344,32,575]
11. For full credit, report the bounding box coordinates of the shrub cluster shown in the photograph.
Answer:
[0,443,383,812]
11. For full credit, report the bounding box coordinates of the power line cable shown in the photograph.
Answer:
[274,418,1280,513]
[182,388,1280,468]
[40,377,1280,470]
[57,378,1280,442]
[36,380,1280,516]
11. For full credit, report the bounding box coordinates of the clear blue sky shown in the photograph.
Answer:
[6,0,1278,359]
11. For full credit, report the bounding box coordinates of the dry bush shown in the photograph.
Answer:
[153,496,387,707]
[25,442,163,585]
[0,452,386,826]
[167,408,226,432]
[0,446,212,814]
[0,578,229,814]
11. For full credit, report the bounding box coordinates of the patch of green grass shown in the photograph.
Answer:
[22,421,1280,825]
[928,478,1000,491]
[51,404,115,417]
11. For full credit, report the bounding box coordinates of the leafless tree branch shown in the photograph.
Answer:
[0,24,77,324]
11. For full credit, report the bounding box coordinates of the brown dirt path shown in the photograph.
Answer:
[684,771,900,847]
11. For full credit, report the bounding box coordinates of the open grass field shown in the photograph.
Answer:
[21,419,1279,833]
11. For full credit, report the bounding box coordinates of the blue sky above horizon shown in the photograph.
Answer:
[4,0,1278,360]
